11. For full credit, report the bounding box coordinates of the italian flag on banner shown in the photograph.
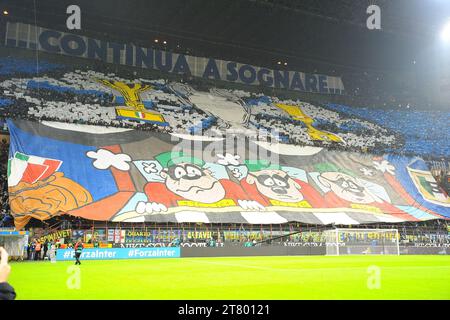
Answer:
[7,152,62,187]
[135,111,145,119]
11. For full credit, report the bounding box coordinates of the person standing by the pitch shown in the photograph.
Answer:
[74,239,84,265]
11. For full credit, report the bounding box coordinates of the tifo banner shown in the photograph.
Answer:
[6,119,449,230]
[56,247,180,261]
[4,22,345,95]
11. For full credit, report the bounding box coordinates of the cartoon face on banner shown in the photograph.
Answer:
[317,171,378,204]
[308,160,393,208]
[153,152,227,203]
[246,169,304,203]
[136,151,256,214]
[161,162,225,204]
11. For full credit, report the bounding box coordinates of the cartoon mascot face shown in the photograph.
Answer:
[318,171,375,204]
[246,169,304,203]
[160,162,225,203]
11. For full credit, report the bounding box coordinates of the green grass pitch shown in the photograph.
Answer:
[8,255,450,299]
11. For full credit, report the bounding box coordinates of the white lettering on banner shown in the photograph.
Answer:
[117,242,209,248]
[4,22,345,95]
[129,249,175,257]
[82,250,117,259]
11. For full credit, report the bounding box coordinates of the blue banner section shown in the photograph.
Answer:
[7,120,117,202]
[0,57,62,75]
[27,80,111,98]
[327,103,450,157]
[56,247,180,260]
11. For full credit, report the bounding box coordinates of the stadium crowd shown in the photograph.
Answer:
[0,55,448,229]
[0,56,448,160]
[0,138,11,227]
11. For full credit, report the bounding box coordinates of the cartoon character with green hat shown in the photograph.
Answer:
[139,151,263,213]
[311,162,402,214]
[240,159,324,207]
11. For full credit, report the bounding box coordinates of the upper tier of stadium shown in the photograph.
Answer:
[0,54,449,159]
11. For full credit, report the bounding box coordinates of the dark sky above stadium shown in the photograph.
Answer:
[1,0,450,75]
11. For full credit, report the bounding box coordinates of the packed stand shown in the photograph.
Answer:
[0,139,11,227]
[0,56,449,161]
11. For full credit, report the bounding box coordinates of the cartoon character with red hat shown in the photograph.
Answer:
[309,162,412,218]
[239,160,324,209]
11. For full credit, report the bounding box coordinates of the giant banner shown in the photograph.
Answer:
[4,22,345,95]
[7,119,449,230]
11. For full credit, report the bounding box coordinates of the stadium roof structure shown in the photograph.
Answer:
[2,0,450,75]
